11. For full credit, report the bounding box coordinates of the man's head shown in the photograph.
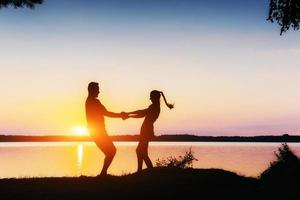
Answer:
[88,82,100,98]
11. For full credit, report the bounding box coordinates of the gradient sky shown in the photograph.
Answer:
[1,0,300,136]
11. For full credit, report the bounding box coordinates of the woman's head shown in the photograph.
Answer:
[150,90,161,102]
[150,90,174,109]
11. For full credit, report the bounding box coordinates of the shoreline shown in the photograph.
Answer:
[0,134,300,142]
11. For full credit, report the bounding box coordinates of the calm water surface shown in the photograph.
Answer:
[0,142,299,178]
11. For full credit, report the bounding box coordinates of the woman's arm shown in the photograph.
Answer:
[127,109,148,118]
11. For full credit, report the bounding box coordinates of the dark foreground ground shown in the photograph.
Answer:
[0,167,299,200]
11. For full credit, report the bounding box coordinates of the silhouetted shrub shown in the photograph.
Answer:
[0,0,43,9]
[268,0,300,35]
[260,143,300,188]
[260,143,300,178]
[155,148,198,168]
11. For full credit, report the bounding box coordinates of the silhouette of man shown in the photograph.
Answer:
[85,82,127,176]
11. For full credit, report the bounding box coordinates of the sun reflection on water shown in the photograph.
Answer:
[77,143,83,176]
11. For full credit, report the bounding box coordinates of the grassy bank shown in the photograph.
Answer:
[0,166,299,199]
[0,167,257,199]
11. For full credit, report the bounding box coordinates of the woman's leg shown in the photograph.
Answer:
[136,142,143,172]
[136,139,153,172]
[143,141,153,169]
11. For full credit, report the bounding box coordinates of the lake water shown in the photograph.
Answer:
[0,142,299,178]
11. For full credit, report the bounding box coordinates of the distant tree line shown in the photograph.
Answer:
[1,134,300,142]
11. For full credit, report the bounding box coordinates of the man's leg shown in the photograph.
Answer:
[100,149,116,175]
[96,137,116,176]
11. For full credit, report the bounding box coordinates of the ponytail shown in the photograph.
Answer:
[159,91,174,109]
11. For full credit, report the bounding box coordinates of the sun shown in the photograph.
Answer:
[73,126,89,136]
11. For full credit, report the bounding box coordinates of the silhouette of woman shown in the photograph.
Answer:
[127,90,174,172]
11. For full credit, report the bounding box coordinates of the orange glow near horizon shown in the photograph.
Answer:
[73,126,89,136]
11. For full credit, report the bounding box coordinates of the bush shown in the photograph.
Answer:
[155,148,198,169]
[260,143,300,185]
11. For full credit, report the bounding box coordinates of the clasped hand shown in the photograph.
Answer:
[120,112,129,120]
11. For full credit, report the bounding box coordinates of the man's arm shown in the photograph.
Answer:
[100,101,127,119]
[104,110,126,118]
